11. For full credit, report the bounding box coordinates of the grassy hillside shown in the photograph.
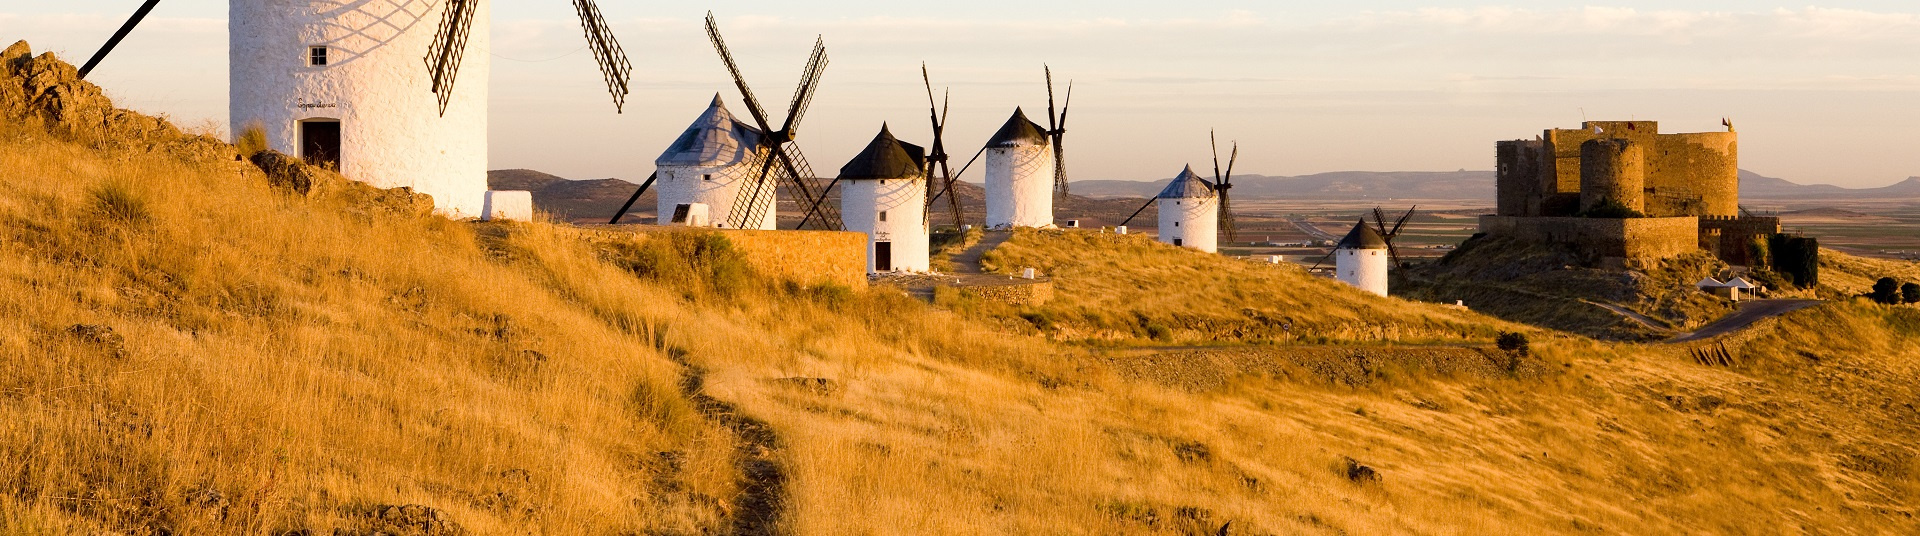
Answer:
[973,229,1510,345]
[1399,235,1736,341]
[5,41,1920,535]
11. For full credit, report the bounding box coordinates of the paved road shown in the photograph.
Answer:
[1289,218,1340,242]
[1668,299,1823,343]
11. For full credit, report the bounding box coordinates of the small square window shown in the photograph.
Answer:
[703,174,712,181]
[309,46,329,66]
[879,211,888,222]
[1174,221,1180,227]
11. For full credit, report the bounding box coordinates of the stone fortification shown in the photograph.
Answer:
[1579,138,1645,213]
[1488,120,1770,265]
[1478,216,1699,264]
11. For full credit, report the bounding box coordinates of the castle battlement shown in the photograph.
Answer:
[1484,120,1776,266]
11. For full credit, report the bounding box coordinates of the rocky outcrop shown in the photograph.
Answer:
[2,41,432,216]
[0,41,230,163]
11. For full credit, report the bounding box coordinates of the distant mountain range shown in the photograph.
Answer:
[1070,170,1920,201]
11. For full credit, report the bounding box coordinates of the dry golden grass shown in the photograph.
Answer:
[6,50,1920,534]
[975,228,1511,344]
[1821,250,1920,298]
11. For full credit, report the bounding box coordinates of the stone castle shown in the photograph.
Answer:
[1481,121,1779,266]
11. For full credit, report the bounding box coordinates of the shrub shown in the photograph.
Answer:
[1905,283,1920,305]
[1872,277,1902,305]
[1145,323,1173,341]
[235,121,269,157]
[1495,331,1530,356]
[88,179,151,225]
[1768,234,1820,288]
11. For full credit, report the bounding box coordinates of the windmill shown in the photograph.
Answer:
[920,64,966,229]
[1118,131,1239,246]
[425,0,634,116]
[1309,206,1418,271]
[1043,66,1074,197]
[702,12,840,230]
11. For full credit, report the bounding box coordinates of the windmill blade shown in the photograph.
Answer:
[1120,197,1156,228]
[1309,250,1336,272]
[1389,206,1418,236]
[1219,190,1237,243]
[704,12,776,135]
[923,64,964,227]
[1223,142,1238,186]
[1053,81,1073,196]
[1211,131,1223,183]
[571,0,633,113]
[1386,241,1403,267]
[78,0,163,79]
[1371,207,1391,236]
[779,37,828,137]
[425,0,480,117]
[607,171,659,224]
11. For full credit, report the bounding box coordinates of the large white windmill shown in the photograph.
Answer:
[78,0,634,218]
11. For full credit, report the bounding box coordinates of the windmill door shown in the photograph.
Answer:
[874,241,893,272]
[301,120,342,171]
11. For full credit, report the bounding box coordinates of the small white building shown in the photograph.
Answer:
[654,95,775,229]
[837,125,930,274]
[230,1,492,217]
[1155,165,1220,253]
[983,108,1056,229]
[1335,221,1391,297]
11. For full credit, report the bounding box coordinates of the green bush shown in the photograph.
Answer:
[1904,282,1920,304]
[1768,234,1820,288]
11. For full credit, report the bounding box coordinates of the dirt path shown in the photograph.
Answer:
[667,349,787,535]
[1584,300,1674,333]
[948,231,1012,274]
[1668,299,1822,343]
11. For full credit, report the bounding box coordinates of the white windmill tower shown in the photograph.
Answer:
[980,108,1055,229]
[837,124,930,273]
[975,67,1071,230]
[646,95,773,229]
[218,0,633,218]
[1147,166,1218,252]
[1120,132,1241,254]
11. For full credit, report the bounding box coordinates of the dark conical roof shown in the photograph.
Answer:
[1336,220,1388,250]
[1156,165,1217,199]
[985,107,1051,148]
[838,124,926,180]
[656,94,764,167]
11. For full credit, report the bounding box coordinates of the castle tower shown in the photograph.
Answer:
[1154,165,1219,253]
[1579,138,1646,214]
[983,108,1055,229]
[654,95,775,229]
[837,124,930,274]
[1334,221,1390,297]
[230,0,490,217]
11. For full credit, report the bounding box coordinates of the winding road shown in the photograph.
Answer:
[1667,299,1823,343]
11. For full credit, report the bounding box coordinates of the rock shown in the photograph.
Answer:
[250,151,318,195]
[66,324,127,358]
[1344,457,1381,484]
[351,504,465,536]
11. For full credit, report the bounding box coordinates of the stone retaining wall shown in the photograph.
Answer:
[1479,215,1698,262]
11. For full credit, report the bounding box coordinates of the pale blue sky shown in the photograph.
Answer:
[5,1,1919,187]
